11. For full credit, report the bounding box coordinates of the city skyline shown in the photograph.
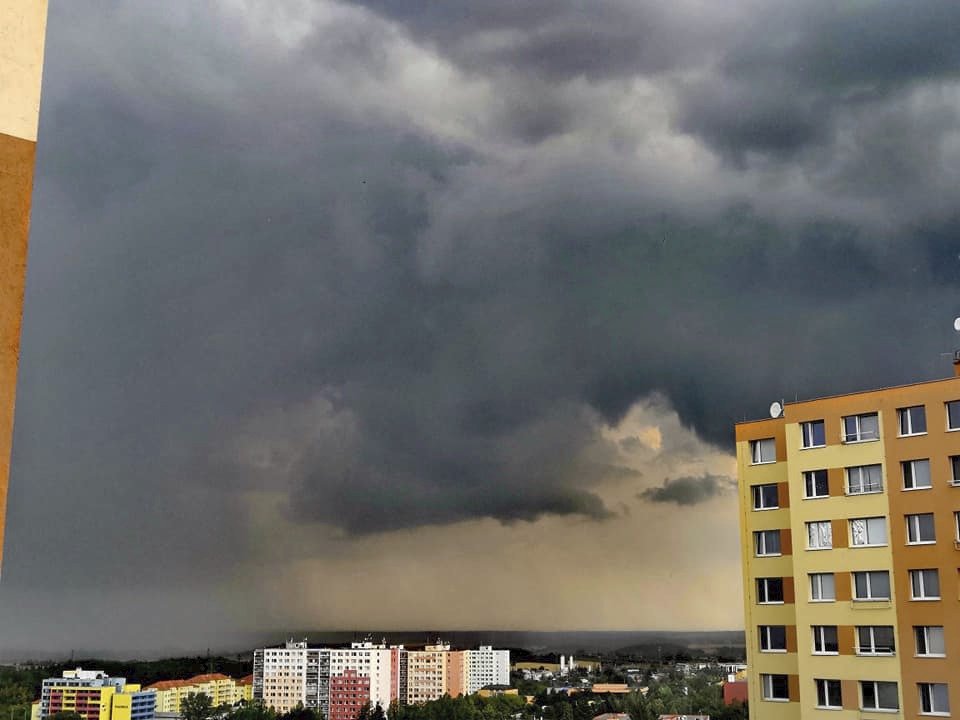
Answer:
[3,0,960,654]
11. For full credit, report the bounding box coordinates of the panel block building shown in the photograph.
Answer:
[737,367,960,718]
[36,669,155,720]
[254,640,509,718]
[0,0,48,575]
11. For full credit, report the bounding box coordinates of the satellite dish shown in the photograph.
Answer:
[954,317,960,332]
[769,401,783,419]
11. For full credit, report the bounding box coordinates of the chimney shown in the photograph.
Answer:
[954,350,960,377]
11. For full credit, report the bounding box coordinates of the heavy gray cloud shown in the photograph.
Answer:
[2,0,960,650]
[640,474,735,507]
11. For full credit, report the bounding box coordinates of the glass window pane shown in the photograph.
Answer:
[860,414,879,439]
[874,572,890,599]
[877,682,898,710]
[949,401,960,429]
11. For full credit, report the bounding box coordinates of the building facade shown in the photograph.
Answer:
[38,669,155,720]
[0,0,48,576]
[146,674,248,712]
[465,647,510,694]
[737,370,960,718]
[254,640,510,718]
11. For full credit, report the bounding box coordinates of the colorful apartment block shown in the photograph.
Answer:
[254,640,510,718]
[145,673,249,712]
[0,0,48,576]
[737,366,960,718]
[38,669,155,720]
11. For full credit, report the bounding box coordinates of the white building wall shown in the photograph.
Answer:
[466,647,510,694]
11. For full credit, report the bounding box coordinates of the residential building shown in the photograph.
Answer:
[38,669,155,720]
[145,674,248,713]
[737,365,960,718]
[253,640,510,718]
[405,644,448,705]
[237,675,253,703]
[465,646,509,694]
[0,0,49,575]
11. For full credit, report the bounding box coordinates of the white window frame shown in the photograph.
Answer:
[910,569,941,600]
[860,681,899,712]
[898,405,927,436]
[806,520,833,550]
[803,469,829,499]
[919,682,950,716]
[947,400,960,431]
[951,456,960,485]
[847,464,883,494]
[914,626,946,658]
[856,625,896,656]
[853,571,891,601]
[801,419,826,449]
[906,513,936,545]
[750,437,776,464]
[903,459,932,490]
[756,577,784,604]
[754,530,781,557]
[850,516,888,547]
[759,625,787,653]
[810,572,836,602]
[843,412,879,443]
[752,483,779,510]
[812,625,839,655]
[761,674,790,702]
[815,679,842,710]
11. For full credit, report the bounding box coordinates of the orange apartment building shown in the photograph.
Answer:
[737,363,960,718]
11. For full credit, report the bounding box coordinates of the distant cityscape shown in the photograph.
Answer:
[7,634,750,720]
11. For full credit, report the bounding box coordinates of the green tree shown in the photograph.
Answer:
[181,692,214,720]
[50,713,83,720]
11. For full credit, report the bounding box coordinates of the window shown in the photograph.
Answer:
[903,459,932,490]
[850,516,888,547]
[861,681,899,712]
[920,683,950,715]
[801,420,826,448]
[857,625,896,655]
[952,456,960,485]
[956,511,960,541]
[915,626,946,657]
[750,438,776,464]
[756,577,784,604]
[847,464,883,494]
[752,484,779,510]
[907,513,936,544]
[810,572,836,601]
[803,469,829,499]
[761,674,789,701]
[948,400,960,430]
[815,679,842,710]
[806,521,832,550]
[910,569,941,600]
[898,405,927,436]
[812,625,838,654]
[843,412,879,442]
[854,571,891,601]
[759,625,787,652]
[754,530,781,556]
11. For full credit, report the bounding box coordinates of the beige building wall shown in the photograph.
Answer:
[0,0,48,574]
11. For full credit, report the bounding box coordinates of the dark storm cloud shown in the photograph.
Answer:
[341,1,719,80]
[639,474,735,507]
[675,0,960,164]
[5,0,960,614]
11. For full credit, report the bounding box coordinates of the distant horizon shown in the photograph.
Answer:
[0,629,746,664]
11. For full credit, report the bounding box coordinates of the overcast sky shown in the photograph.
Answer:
[3,0,960,657]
